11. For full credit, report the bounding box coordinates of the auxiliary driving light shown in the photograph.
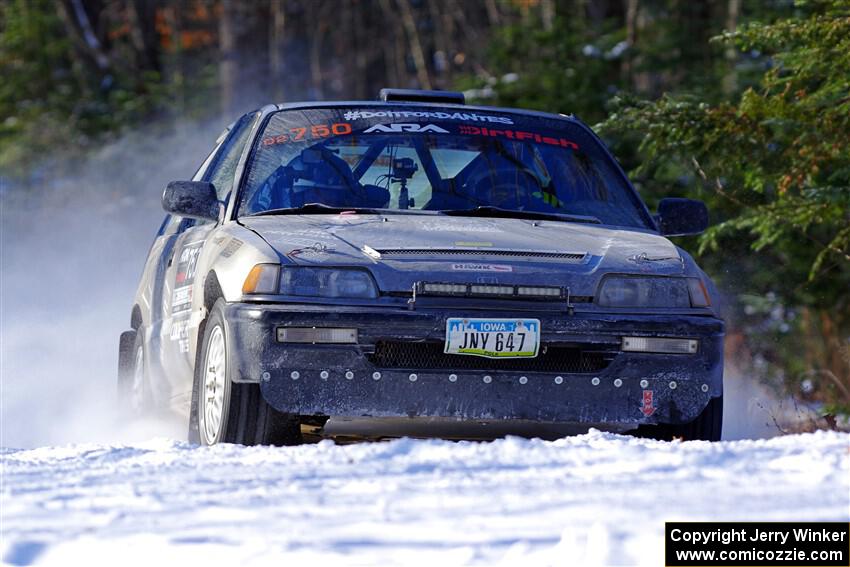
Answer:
[469,284,514,296]
[415,281,564,300]
[421,283,468,295]
[276,327,358,344]
[621,337,698,354]
[517,286,562,298]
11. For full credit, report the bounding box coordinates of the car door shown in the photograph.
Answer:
[136,129,228,408]
[157,112,260,410]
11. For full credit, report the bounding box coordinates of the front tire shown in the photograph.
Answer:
[671,395,723,441]
[635,395,723,442]
[190,298,302,446]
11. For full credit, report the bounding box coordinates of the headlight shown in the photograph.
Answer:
[597,276,709,308]
[279,267,378,299]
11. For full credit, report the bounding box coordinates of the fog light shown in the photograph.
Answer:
[277,327,357,344]
[621,337,698,354]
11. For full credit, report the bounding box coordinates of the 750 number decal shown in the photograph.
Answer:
[262,122,352,146]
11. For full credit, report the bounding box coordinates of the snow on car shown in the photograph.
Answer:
[117,88,724,445]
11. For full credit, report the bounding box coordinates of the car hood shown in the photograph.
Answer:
[240,214,686,296]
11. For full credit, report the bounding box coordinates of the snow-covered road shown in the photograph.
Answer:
[2,431,847,566]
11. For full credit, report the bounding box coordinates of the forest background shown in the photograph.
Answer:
[2,0,848,418]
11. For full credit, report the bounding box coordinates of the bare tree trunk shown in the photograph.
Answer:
[442,1,457,70]
[450,2,490,77]
[450,2,479,45]
[397,0,432,89]
[394,27,407,87]
[722,0,741,96]
[269,0,286,102]
[163,4,185,113]
[219,0,238,116]
[379,0,405,87]
[57,0,110,73]
[306,1,326,99]
[622,0,639,83]
[541,0,555,32]
[339,0,355,98]
[352,0,368,99]
[126,0,160,73]
[427,0,448,84]
[484,0,501,27]
[310,33,324,100]
[624,0,652,93]
[587,0,607,29]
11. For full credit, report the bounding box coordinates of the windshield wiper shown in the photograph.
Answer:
[441,206,601,225]
[249,203,435,217]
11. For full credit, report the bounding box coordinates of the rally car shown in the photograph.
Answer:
[117,88,724,445]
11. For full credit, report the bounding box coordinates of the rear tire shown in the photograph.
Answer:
[189,298,302,446]
[117,330,135,400]
[117,330,149,416]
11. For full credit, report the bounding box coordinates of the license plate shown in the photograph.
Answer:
[445,318,540,358]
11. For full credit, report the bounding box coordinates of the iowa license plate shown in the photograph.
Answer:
[445,318,540,358]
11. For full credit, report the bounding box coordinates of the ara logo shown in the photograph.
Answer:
[363,123,449,134]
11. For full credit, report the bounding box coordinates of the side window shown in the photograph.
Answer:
[192,129,230,182]
[158,215,196,238]
[156,128,231,237]
[205,113,259,202]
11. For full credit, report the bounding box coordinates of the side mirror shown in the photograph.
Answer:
[656,197,708,236]
[162,181,219,221]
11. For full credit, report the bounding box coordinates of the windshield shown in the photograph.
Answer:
[239,107,651,228]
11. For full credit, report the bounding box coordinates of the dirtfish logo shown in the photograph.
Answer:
[363,123,449,134]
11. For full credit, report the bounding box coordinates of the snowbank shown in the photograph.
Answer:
[2,431,847,566]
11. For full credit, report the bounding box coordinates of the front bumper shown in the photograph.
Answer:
[223,302,724,426]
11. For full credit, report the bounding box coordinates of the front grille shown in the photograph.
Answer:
[367,341,614,373]
[376,248,586,261]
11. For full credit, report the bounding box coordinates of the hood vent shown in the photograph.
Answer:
[376,248,586,261]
